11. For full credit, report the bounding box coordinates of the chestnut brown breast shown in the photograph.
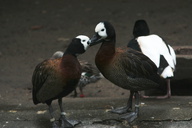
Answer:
[32,55,81,104]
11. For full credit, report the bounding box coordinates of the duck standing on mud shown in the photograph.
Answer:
[128,20,176,99]
[32,35,90,128]
[89,21,160,122]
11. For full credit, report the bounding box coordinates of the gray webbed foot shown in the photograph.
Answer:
[120,111,138,123]
[52,121,60,128]
[109,106,131,114]
[59,116,74,128]
[68,120,81,127]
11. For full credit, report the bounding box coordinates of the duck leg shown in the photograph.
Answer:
[79,85,85,98]
[58,98,74,128]
[156,79,171,99]
[142,79,171,99]
[120,91,140,122]
[110,91,134,114]
[71,88,77,98]
[48,104,59,128]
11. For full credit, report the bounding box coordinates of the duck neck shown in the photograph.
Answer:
[61,50,78,68]
[99,38,116,56]
[64,49,77,58]
[95,38,116,69]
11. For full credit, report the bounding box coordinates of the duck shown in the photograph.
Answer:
[128,19,176,99]
[51,51,103,98]
[89,21,160,122]
[32,35,90,128]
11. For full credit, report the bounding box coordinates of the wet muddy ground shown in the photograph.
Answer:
[1,96,192,128]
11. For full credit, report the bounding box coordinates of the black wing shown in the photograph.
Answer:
[32,60,49,104]
[121,48,160,84]
[127,39,142,52]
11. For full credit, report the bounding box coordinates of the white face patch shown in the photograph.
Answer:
[95,22,107,39]
[76,35,90,51]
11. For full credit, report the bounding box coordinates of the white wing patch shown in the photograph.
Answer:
[168,45,176,70]
[137,34,176,78]
[161,66,174,78]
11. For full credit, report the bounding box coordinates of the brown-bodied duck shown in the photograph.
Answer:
[32,35,90,128]
[51,51,103,97]
[89,21,160,122]
[128,20,176,99]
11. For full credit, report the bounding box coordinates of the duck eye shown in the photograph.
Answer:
[82,40,86,42]
[101,29,105,31]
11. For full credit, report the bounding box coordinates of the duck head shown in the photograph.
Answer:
[64,35,91,56]
[90,21,116,46]
[133,19,150,38]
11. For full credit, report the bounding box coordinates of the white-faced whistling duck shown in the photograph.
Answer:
[89,21,160,122]
[32,35,90,128]
[51,51,103,98]
[128,19,176,99]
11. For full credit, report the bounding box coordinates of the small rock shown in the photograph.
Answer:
[37,110,47,114]
[30,25,43,30]
[8,110,17,113]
